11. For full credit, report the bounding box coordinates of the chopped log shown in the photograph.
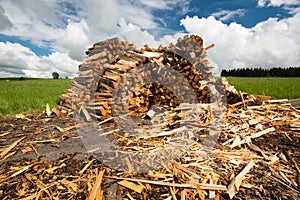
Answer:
[56,35,246,120]
[80,105,92,122]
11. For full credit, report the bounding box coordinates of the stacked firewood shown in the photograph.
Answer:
[57,35,244,120]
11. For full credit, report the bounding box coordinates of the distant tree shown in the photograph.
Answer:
[220,69,227,77]
[65,76,68,79]
[221,67,300,77]
[19,77,25,81]
[52,72,59,79]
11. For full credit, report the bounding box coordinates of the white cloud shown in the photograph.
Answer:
[139,0,169,10]
[77,0,120,35]
[10,0,59,25]
[0,0,63,46]
[0,0,299,79]
[212,9,246,21]
[269,0,299,7]
[118,1,158,29]
[0,42,79,78]
[0,0,176,77]
[54,19,90,60]
[138,0,191,13]
[180,14,300,73]
[0,4,12,30]
[42,52,80,77]
[257,0,267,7]
[116,18,186,49]
[0,42,43,71]
[257,0,299,7]
[0,0,173,62]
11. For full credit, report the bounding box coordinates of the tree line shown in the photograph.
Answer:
[221,67,300,77]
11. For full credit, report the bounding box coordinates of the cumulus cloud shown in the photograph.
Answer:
[0,0,163,45]
[211,9,246,21]
[76,0,120,36]
[116,19,185,50]
[0,0,162,77]
[0,0,64,46]
[0,42,79,78]
[42,52,80,77]
[0,0,299,78]
[0,42,44,71]
[0,0,177,62]
[55,19,90,60]
[180,14,300,73]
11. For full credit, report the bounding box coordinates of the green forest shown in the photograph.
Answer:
[221,67,300,77]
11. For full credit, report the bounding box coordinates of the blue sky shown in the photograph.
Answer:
[0,0,299,78]
[156,0,291,29]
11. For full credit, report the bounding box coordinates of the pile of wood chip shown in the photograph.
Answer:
[0,99,299,199]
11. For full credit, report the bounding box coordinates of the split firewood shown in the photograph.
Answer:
[56,35,245,120]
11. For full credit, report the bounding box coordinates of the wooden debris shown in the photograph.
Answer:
[227,160,255,199]
[117,180,145,193]
[9,164,33,179]
[229,127,276,148]
[106,176,227,190]
[0,136,26,158]
[45,163,66,174]
[0,99,299,199]
[15,113,26,119]
[46,103,52,117]
[79,159,95,175]
[88,169,105,200]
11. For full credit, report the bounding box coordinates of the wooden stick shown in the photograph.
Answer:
[227,160,255,199]
[1,136,26,158]
[105,176,227,190]
[88,169,105,200]
[81,105,92,122]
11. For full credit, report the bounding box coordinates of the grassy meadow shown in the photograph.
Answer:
[226,77,300,99]
[0,79,71,117]
[0,77,299,117]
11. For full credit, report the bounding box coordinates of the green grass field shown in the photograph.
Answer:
[226,77,300,99]
[0,77,299,117]
[0,79,71,117]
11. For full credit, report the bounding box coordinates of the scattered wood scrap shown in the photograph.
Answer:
[0,96,299,199]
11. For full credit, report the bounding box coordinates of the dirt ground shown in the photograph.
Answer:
[0,109,299,199]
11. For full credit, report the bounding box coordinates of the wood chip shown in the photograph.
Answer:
[227,160,255,199]
[1,136,26,158]
[46,103,52,116]
[118,180,145,193]
[88,169,105,200]
[106,176,227,190]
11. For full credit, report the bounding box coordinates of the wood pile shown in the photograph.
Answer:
[2,35,298,199]
[57,35,245,120]
[24,35,298,199]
